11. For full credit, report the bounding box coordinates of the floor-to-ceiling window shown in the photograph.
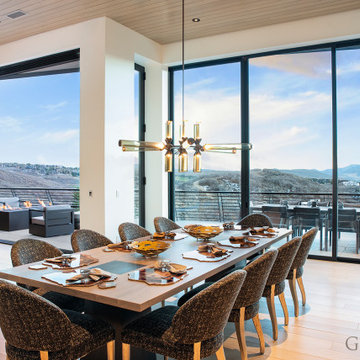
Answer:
[336,47,360,260]
[0,50,80,211]
[249,51,333,256]
[169,39,360,263]
[171,62,241,224]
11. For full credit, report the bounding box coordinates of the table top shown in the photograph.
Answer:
[0,228,291,312]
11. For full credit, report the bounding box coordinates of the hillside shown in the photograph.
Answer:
[0,163,79,188]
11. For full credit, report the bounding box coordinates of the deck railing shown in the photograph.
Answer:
[0,187,79,210]
[175,190,360,222]
[0,187,359,222]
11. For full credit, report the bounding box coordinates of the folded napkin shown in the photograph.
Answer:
[44,255,75,265]
[107,241,132,250]
[197,244,228,257]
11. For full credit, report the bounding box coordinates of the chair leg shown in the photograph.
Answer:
[215,344,226,360]
[266,285,278,341]
[252,314,265,354]
[288,269,299,317]
[278,292,289,326]
[235,307,247,360]
[297,276,306,306]
[40,351,48,360]
[122,343,130,360]
[193,342,201,360]
[107,340,115,360]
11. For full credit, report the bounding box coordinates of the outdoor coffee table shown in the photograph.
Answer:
[0,208,29,231]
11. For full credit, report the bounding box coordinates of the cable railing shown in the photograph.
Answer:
[0,187,359,222]
[175,190,360,222]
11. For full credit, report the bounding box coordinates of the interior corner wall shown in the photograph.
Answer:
[103,18,164,239]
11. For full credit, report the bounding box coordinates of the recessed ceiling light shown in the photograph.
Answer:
[7,10,26,19]
[192,18,200,22]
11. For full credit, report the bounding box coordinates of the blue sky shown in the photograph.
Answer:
[0,72,80,167]
[174,49,360,171]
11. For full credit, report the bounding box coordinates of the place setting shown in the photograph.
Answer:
[41,253,99,269]
[128,260,191,285]
[42,267,117,288]
[182,243,232,262]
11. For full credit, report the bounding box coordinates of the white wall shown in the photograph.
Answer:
[162,9,360,65]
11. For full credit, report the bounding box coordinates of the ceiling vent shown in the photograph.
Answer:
[7,10,26,19]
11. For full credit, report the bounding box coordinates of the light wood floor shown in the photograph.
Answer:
[0,244,359,360]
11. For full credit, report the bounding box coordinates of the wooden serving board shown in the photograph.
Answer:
[182,250,231,262]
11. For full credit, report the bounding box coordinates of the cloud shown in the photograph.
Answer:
[41,101,68,111]
[250,90,331,124]
[251,52,331,78]
[40,129,79,144]
[0,116,22,132]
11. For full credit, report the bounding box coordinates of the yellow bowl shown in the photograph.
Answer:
[184,225,223,241]
[131,240,171,257]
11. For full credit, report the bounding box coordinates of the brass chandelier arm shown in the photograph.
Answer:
[203,143,253,151]
[119,140,165,151]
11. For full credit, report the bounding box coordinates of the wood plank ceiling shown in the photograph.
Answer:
[0,0,360,46]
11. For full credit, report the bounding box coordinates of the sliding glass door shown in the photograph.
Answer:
[249,51,333,255]
[336,47,360,259]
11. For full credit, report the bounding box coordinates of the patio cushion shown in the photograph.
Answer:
[31,216,44,225]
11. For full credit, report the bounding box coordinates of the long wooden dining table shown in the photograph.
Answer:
[0,227,292,359]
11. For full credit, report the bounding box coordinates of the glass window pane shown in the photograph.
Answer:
[173,63,241,224]
[337,47,360,260]
[249,51,332,254]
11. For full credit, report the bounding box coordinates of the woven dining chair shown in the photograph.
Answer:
[237,213,273,228]
[287,227,318,317]
[261,237,302,340]
[154,217,181,233]
[11,238,84,312]
[121,270,247,360]
[71,229,113,252]
[118,222,151,241]
[0,280,115,360]
[178,249,278,360]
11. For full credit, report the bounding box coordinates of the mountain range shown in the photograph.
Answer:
[278,165,360,181]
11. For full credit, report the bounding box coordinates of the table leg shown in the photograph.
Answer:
[83,300,155,360]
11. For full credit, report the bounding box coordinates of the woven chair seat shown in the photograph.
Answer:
[228,302,259,322]
[286,266,304,280]
[121,305,223,360]
[262,281,286,297]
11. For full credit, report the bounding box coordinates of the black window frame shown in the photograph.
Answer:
[168,38,360,264]
[135,63,146,227]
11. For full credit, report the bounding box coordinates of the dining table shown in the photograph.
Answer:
[0,226,292,359]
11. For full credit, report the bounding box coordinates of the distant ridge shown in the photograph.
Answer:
[278,164,360,181]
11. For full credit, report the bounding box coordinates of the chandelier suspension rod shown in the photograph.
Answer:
[181,0,185,124]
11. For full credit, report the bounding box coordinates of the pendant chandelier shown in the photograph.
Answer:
[119,0,252,172]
